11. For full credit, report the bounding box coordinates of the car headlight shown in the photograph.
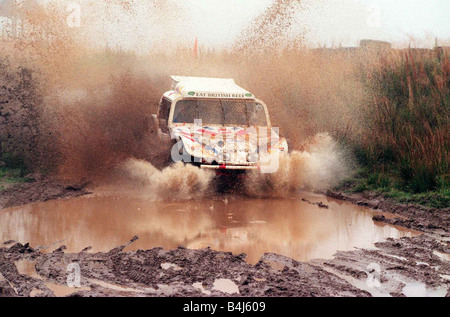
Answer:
[279,138,288,152]
[247,152,259,163]
[202,157,214,164]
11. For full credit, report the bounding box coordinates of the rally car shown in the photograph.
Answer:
[151,76,288,172]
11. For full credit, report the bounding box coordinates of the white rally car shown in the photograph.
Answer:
[151,76,288,172]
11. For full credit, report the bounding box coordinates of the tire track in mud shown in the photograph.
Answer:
[313,235,450,297]
[0,233,448,297]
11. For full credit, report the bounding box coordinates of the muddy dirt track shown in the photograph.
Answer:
[0,0,448,299]
[0,180,448,297]
[0,234,448,297]
[0,178,90,210]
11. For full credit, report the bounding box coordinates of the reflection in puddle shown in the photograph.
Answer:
[88,279,153,294]
[30,288,44,297]
[15,259,43,280]
[161,263,183,271]
[212,278,240,294]
[402,283,448,297]
[433,251,450,262]
[0,193,417,264]
[193,282,211,295]
[45,283,91,297]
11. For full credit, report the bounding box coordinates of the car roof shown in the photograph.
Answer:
[168,76,255,100]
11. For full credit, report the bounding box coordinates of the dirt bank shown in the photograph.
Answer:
[327,190,450,238]
[0,59,49,173]
[0,178,90,209]
[0,234,447,297]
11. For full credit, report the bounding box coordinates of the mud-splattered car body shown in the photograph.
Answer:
[152,76,288,171]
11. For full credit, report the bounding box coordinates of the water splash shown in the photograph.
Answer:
[245,133,350,197]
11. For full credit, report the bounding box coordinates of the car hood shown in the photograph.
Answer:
[170,125,283,165]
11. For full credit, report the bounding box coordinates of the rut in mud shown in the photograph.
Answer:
[1,192,448,297]
[0,234,448,297]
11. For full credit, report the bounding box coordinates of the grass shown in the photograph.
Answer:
[0,152,33,191]
[0,166,29,191]
[383,190,450,210]
[352,49,449,197]
[338,168,450,209]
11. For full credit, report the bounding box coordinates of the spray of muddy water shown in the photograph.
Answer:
[245,133,350,197]
[112,133,350,201]
[112,159,215,201]
[235,0,304,51]
[0,1,360,199]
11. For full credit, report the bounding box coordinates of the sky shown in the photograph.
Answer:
[304,0,450,47]
[0,0,449,50]
[181,0,450,48]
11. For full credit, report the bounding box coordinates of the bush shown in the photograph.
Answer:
[357,49,449,193]
[1,152,28,177]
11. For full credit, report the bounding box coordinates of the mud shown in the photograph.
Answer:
[314,234,449,297]
[0,60,42,171]
[327,190,450,237]
[0,189,448,297]
[0,181,448,298]
[0,233,447,297]
[0,238,368,297]
[0,0,447,298]
[0,178,90,209]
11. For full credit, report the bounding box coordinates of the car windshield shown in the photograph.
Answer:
[172,99,268,126]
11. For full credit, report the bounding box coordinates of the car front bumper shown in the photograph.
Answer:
[200,164,258,171]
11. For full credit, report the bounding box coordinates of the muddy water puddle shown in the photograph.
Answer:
[0,193,417,264]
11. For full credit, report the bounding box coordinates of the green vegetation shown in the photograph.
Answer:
[342,49,449,207]
[0,152,33,191]
[0,165,29,191]
[338,168,450,209]
[1,152,29,177]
